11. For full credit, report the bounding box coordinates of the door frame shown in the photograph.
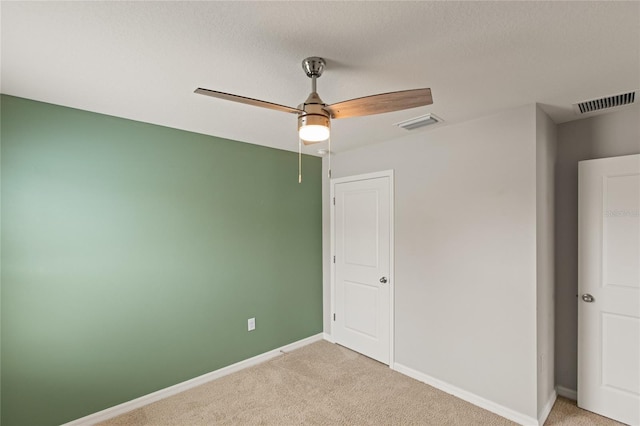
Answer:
[330,169,395,366]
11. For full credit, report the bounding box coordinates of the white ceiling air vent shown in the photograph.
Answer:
[394,113,442,131]
[573,91,637,115]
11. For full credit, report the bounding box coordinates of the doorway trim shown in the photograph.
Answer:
[330,169,395,366]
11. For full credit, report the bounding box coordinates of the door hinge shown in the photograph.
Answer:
[333,197,335,205]
[333,255,335,263]
[333,313,336,321]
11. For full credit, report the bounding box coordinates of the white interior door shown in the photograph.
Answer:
[578,154,640,425]
[332,172,392,364]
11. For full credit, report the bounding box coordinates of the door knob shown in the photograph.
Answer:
[379,277,388,284]
[581,294,594,303]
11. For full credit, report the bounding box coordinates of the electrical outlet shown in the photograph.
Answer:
[248,317,256,331]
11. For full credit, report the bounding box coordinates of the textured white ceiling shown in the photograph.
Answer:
[2,1,639,155]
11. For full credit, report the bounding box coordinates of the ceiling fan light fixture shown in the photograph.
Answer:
[299,124,330,142]
[298,113,330,142]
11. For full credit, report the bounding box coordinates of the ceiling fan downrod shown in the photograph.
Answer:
[302,56,325,94]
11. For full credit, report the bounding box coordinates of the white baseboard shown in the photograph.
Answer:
[555,385,577,401]
[538,390,557,425]
[322,332,334,343]
[63,333,324,426]
[393,363,539,426]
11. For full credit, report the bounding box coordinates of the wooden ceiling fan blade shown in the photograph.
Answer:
[194,88,303,115]
[324,88,432,119]
[302,139,323,146]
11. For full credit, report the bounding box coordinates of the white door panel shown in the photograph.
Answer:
[333,173,392,364]
[344,190,379,267]
[343,280,379,338]
[603,174,640,288]
[578,154,640,426]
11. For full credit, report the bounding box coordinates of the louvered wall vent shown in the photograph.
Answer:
[574,91,637,115]
[394,113,442,131]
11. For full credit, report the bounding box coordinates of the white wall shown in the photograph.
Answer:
[535,107,557,417]
[323,104,540,420]
[554,105,640,393]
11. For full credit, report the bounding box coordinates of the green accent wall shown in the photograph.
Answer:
[0,95,323,426]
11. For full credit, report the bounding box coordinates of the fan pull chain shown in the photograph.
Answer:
[298,137,302,184]
[327,136,332,179]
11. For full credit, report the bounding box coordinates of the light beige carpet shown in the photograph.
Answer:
[98,340,623,425]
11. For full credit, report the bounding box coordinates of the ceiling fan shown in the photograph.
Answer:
[194,57,433,145]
